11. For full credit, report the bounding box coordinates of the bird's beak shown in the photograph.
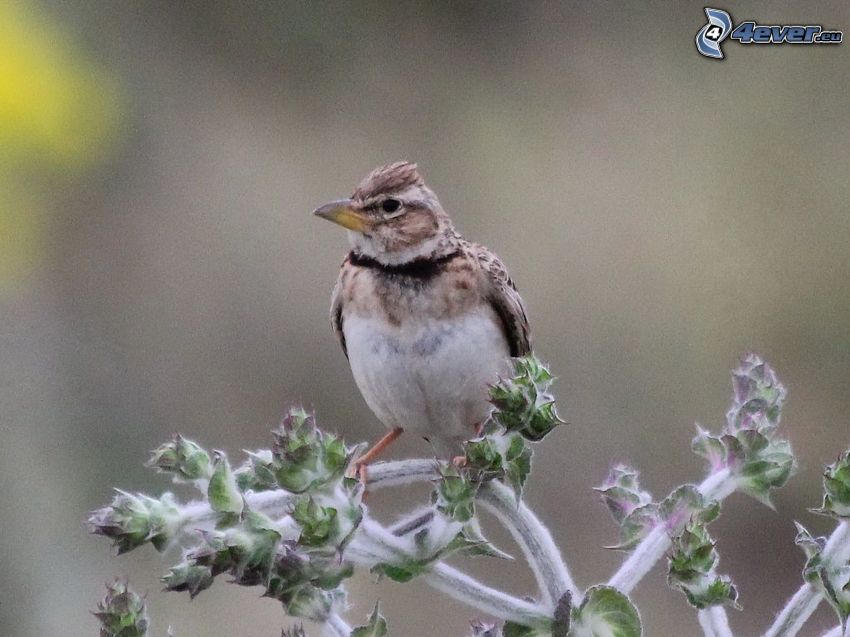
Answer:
[313,199,372,233]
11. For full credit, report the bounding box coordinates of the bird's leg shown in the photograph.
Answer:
[349,427,404,483]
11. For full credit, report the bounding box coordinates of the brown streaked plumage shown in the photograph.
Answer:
[314,161,531,475]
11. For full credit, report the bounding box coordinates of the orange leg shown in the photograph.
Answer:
[349,427,404,483]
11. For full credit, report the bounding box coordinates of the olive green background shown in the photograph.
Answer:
[1,2,849,636]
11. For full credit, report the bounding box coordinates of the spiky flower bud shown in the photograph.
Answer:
[292,498,339,547]
[234,449,278,492]
[271,407,353,493]
[463,432,532,499]
[163,511,283,596]
[93,579,149,637]
[265,541,350,621]
[146,435,212,483]
[667,520,739,610]
[489,356,565,442]
[88,491,181,554]
[207,451,244,516]
[161,560,214,599]
[351,601,389,637]
[812,450,850,519]
[434,464,479,523]
[692,355,795,506]
[596,465,653,525]
[796,522,850,626]
[602,480,718,552]
[727,353,786,433]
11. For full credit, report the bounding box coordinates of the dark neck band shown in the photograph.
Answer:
[349,249,461,277]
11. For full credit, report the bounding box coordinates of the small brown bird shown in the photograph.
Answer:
[314,162,530,477]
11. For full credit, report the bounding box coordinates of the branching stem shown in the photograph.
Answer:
[478,480,579,606]
[369,459,577,607]
[608,467,737,593]
[352,513,551,628]
[763,521,850,637]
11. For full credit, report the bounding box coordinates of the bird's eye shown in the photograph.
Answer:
[381,198,402,214]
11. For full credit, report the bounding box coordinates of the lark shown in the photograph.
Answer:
[314,162,531,478]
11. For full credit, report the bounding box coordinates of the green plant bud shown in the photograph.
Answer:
[608,504,660,551]
[596,465,653,525]
[273,407,320,461]
[351,601,388,637]
[668,521,739,610]
[234,449,279,492]
[659,486,719,536]
[683,577,739,610]
[489,356,564,442]
[434,465,478,523]
[812,450,850,518]
[462,432,532,499]
[186,530,233,577]
[270,407,354,494]
[88,491,181,554]
[146,435,212,483]
[292,498,338,547]
[163,512,282,598]
[265,542,350,621]
[207,452,244,516]
[796,522,850,626]
[692,358,796,507]
[726,354,786,434]
[161,560,214,598]
[465,436,508,475]
[605,484,718,552]
[93,579,150,637]
[228,513,283,585]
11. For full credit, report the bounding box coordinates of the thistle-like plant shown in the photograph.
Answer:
[90,355,850,637]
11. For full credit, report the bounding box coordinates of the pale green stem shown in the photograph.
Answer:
[478,480,579,606]
[426,562,551,630]
[698,606,735,637]
[366,458,438,489]
[324,613,352,637]
[763,521,850,637]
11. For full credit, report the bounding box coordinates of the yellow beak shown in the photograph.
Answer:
[313,199,372,232]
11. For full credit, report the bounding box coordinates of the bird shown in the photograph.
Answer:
[313,161,531,479]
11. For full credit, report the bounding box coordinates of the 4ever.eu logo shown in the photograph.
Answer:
[696,7,843,59]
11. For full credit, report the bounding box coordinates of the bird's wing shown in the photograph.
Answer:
[330,257,349,359]
[477,246,531,357]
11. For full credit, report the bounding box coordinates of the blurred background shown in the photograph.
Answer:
[1,1,849,635]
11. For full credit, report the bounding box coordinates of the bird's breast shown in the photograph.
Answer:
[342,304,510,447]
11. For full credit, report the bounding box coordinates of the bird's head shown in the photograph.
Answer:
[313,161,458,265]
